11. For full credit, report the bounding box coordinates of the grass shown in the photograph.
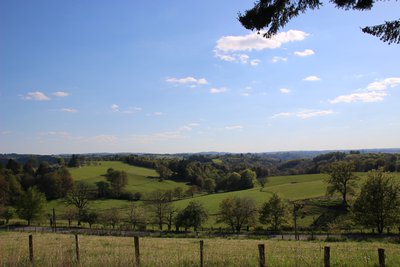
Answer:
[43,162,400,229]
[1,232,400,266]
[68,161,188,194]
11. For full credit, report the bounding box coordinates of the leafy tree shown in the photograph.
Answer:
[353,169,400,234]
[96,181,111,198]
[146,190,173,230]
[106,169,128,198]
[65,182,91,225]
[16,187,46,226]
[204,178,216,194]
[325,161,358,208]
[238,0,400,44]
[226,172,241,191]
[259,193,289,232]
[101,208,120,229]
[176,201,208,231]
[6,159,22,175]
[173,187,184,199]
[68,154,84,168]
[155,164,173,181]
[1,207,15,224]
[257,177,268,191]
[239,169,257,189]
[23,159,36,176]
[81,210,98,228]
[126,203,147,230]
[217,196,257,233]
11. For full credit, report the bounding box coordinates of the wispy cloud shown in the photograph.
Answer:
[272,56,288,63]
[329,77,400,104]
[20,91,50,101]
[60,108,78,113]
[303,76,321,81]
[210,87,227,94]
[53,91,69,97]
[215,30,308,64]
[224,125,243,130]
[166,77,208,85]
[294,49,315,57]
[329,91,387,104]
[272,109,334,119]
[280,88,291,94]
[110,104,119,112]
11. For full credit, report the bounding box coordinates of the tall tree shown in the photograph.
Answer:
[106,169,128,198]
[16,187,46,226]
[325,161,358,208]
[126,203,147,230]
[353,169,400,234]
[259,193,289,232]
[146,190,173,230]
[217,196,257,233]
[65,182,91,225]
[176,201,208,231]
[238,0,400,44]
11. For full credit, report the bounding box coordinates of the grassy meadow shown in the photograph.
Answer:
[40,161,400,228]
[1,232,400,266]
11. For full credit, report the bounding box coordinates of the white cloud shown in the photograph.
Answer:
[110,104,119,112]
[53,91,69,97]
[303,75,321,81]
[272,56,288,63]
[329,77,400,104]
[329,91,387,104]
[280,88,291,94]
[294,49,315,57]
[242,93,250,97]
[250,59,261,66]
[21,91,50,101]
[366,77,400,91]
[188,123,200,127]
[92,134,118,143]
[209,87,227,94]
[153,112,163,116]
[166,76,208,85]
[60,108,78,113]
[272,109,334,119]
[216,30,308,52]
[215,30,308,64]
[224,125,243,130]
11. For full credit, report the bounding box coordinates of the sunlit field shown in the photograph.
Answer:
[1,232,400,266]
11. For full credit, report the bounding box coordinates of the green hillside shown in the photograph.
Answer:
[68,161,188,194]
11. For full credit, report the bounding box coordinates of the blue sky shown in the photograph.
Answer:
[1,0,399,154]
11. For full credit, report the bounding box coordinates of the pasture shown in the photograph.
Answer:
[1,232,399,266]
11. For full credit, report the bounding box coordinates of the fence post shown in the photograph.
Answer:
[75,234,80,263]
[29,234,34,263]
[53,208,56,233]
[378,248,385,267]
[200,240,204,267]
[134,236,140,267]
[258,244,265,267]
[324,246,330,267]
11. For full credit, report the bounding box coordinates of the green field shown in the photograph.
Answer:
[1,232,400,266]
[44,162,400,228]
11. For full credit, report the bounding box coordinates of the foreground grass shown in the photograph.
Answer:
[1,232,400,266]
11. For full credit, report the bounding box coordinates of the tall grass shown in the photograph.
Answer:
[1,232,399,266]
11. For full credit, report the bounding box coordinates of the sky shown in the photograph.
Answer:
[0,0,399,154]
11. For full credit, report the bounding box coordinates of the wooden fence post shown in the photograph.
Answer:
[378,248,385,267]
[258,244,265,267]
[29,234,34,263]
[52,208,56,233]
[134,236,140,267]
[75,234,80,263]
[200,240,204,267]
[324,246,330,267]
